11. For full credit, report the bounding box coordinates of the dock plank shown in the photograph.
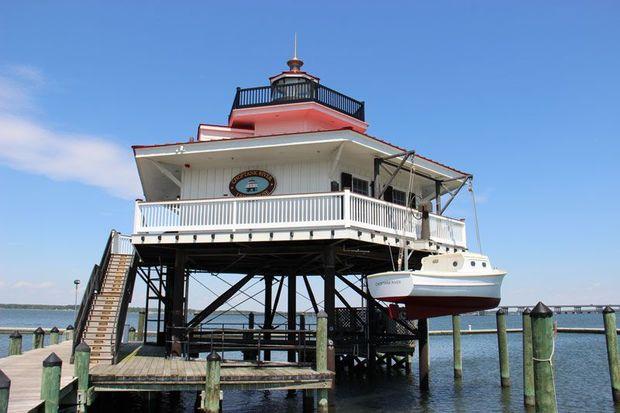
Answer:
[0,341,75,413]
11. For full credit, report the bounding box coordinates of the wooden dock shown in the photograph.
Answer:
[0,341,75,413]
[90,345,333,392]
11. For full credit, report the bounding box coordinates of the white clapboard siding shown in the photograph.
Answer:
[181,160,331,199]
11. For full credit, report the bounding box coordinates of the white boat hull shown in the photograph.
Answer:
[367,254,507,319]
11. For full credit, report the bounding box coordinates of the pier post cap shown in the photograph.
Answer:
[128,326,136,332]
[65,324,74,330]
[496,308,507,315]
[0,369,10,389]
[9,330,22,339]
[138,310,146,314]
[42,352,63,368]
[75,342,91,353]
[531,301,553,318]
[522,307,531,315]
[207,351,222,362]
[603,306,615,314]
[34,327,45,334]
[317,311,328,319]
[50,326,59,333]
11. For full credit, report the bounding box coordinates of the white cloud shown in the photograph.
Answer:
[11,280,54,290]
[0,66,141,199]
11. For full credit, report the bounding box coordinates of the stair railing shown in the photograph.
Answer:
[111,251,138,363]
[72,230,116,354]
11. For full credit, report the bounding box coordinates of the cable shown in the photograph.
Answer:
[468,179,483,254]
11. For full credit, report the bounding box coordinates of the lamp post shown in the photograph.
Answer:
[73,279,81,320]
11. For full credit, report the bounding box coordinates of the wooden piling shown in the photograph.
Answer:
[33,327,45,349]
[65,325,74,342]
[531,302,557,413]
[242,312,255,361]
[522,308,535,406]
[137,311,145,342]
[9,331,22,356]
[128,327,136,342]
[496,308,510,387]
[74,342,91,413]
[202,352,221,413]
[418,318,430,391]
[603,306,620,404]
[316,311,328,412]
[0,369,9,413]
[452,315,462,378]
[40,352,62,413]
[50,327,60,345]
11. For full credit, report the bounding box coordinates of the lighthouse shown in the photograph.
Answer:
[75,46,471,372]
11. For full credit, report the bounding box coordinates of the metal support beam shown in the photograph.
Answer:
[263,275,273,361]
[440,176,469,215]
[323,247,336,337]
[377,152,412,199]
[288,273,297,363]
[435,180,442,214]
[270,276,285,322]
[186,274,254,328]
[303,275,319,313]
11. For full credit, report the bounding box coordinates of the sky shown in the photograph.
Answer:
[0,1,618,311]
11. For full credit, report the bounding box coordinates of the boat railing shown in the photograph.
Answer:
[133,191,467,248]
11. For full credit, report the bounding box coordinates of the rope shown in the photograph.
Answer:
[532,334,559,408]
[398,153,416,271]
[468,179,483,254]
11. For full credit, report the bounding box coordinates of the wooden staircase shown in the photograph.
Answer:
[81,253,133,364]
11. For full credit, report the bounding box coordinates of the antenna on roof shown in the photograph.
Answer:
[287,33,303,72]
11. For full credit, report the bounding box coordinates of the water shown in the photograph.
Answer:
[1,309,618,412]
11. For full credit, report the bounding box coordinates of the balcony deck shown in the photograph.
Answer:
[231,81,365,121]
[133,191,466,252]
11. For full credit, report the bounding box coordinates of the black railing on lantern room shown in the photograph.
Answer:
[230,80,365,122]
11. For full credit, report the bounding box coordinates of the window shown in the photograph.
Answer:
[352,177,369,196]
[393,189,407,206]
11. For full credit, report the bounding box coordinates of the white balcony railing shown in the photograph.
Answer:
[133,191,467,248]
[111,232,134,255]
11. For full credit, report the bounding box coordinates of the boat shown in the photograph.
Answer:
[367,252,507,319]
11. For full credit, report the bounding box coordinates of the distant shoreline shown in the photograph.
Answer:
[0,304,259,315]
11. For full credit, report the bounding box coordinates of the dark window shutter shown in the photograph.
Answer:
[341,172,352,190]
[384,185,393,202]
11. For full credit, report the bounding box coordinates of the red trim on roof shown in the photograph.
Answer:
[132,128,469,176]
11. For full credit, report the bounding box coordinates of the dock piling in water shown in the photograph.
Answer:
[418,318,430,391]
[452,315,462,379]
[137,311,145,342]
[75,342,91,413]
[531,302,557,413]
[316,311,328,412]
[9,331,22,356]
[50,327,60,345]
[496,308,510,387]
[41,352,62,413]
[33,327,45,349]
[603,306,620,404]
[202,352,221,413]
[128,326,136,342]
[522,308,535,406]
[0,369,9,413]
